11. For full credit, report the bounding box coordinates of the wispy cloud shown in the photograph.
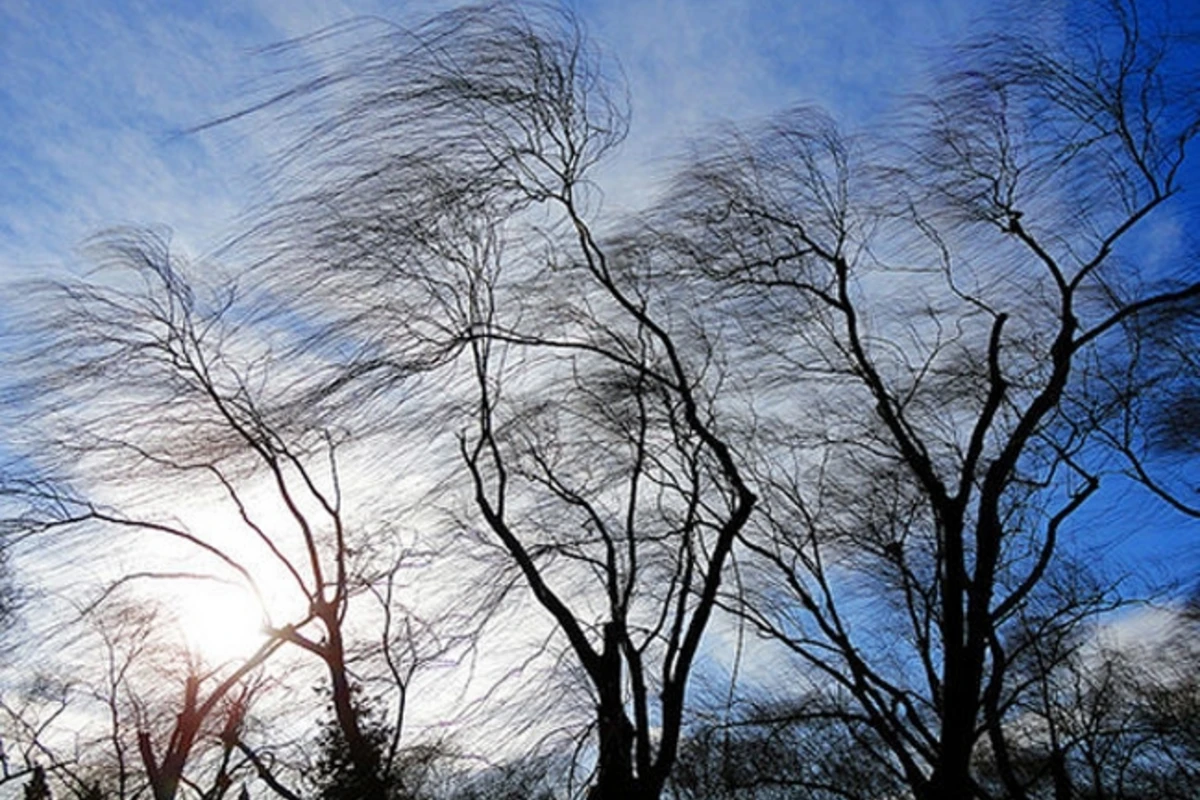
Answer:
[579,0,981,208]
[0,0,991,274]
[1,2,263,270]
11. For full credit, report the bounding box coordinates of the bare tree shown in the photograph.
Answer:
[666,696,906,800]
[626,1,1200,798]
[666,604,1200,800]
[2,227,451,799]
[228,4,757,798]
[970,603,1200,800]
[1,677,77,795]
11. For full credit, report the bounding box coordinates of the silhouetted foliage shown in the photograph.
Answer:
[668,702,904,800]
[645,0,1200,795]
[24,765,51,800]
[236,5,755,797]
[311,702,390,800]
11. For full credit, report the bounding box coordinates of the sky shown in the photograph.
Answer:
[0,0,983,274]
[1,0,1197,680]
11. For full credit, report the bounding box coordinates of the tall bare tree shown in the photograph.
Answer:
[635,1,1200,798]
[232,5,756,798]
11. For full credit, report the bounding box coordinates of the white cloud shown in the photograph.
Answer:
[0,0,996,275]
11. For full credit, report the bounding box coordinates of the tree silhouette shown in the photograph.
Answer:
[23,765,51,800]
[235,5,755,797]
[2,229,451,799]
[644,1,1199,797]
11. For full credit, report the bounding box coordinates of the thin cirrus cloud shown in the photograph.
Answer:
[0,1,267,271]
[576,0,984,209]
[0,0,987,273]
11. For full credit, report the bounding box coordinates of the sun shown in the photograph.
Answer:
[173,580,270,666]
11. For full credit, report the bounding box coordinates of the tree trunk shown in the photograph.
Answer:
[324,617,387,800]
[589,622,638,800]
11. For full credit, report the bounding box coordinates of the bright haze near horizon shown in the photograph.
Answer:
[1,0,1195,670]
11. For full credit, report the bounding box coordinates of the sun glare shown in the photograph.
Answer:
[175,581,269,666]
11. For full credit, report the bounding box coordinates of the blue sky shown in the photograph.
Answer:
[1,0,1195,606]
[0,0,982,272]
